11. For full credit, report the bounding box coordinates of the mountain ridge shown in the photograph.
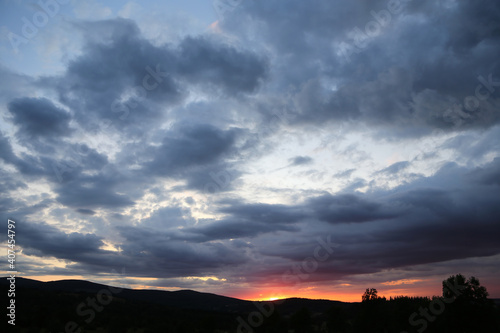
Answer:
[1,276,351,314]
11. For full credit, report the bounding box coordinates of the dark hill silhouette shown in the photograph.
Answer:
[1,277,351,314]
[2,276,498,332]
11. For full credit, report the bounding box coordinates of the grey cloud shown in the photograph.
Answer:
[223,0,500,134]
[54,171,134,210]
[178,159,500,283]
[289,156,313,166]
[0,131,18,165]
[0,131,47,176]
[140,206,193,229]
[183,219,299,243]
[176,193,397,243]
[76,208,96,215]
[334,169,356,178]
[14,217,249,279]
[114,226,248,277]
[0,171,27,193]
[175,202,306,242]
[341,178,368,192]
[469,157,500,186]
[7,97,72,139]
[442,126,500,161]
[219,201,306,225]
[374,161,410,175]
[18,222,105,260]
[307,193,400,224]
[178,36,269,94]
[142,123,242,191]
[40,18,268,137]
[182,164,242,193]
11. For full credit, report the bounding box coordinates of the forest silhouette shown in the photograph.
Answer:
[2,274,499,332]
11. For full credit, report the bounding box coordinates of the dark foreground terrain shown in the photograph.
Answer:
[2,275,499,332]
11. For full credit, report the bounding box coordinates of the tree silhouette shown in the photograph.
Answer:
[437,274,497,332]
[442,274,489,304]
[362,288,384,302]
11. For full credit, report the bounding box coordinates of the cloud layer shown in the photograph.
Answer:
[1,0,499,300]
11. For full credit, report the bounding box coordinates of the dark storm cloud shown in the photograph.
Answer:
[289,156,313,166]
[0,131,18,165]
[37,18,268,136]
[179,202,305,242]
[1,100,135,210]
[18,221,105,259]
[177,36,268,94]
[53,170,134,209]
[226,0,390,59]
[10,148,500,284]
[220,201,306,224]
[0,170,27,193]
[0,184,18,215]
[176,194,397,243]
[441,126,500,161]
[139,122,246,192]
[0,12,268,209]
[14,221,135,276]
[290,160,500,281]
[0,131,47,176]
[46,19,181,133]
[442,1,500,53]
[223,0,500,134]
[169,159,500,283]
[7,97,72,138]
[144,123,239,176]
[181,164,242,193]
[139,205,194,230]
[184,219,298,242]
[7,17,268,208]
[76,208,96,215]
[306,193,400,224]
[112,226,248,277]
[14,218,247,278]
[464,156,500,187]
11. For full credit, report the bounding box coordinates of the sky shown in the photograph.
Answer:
[0,0,499,303]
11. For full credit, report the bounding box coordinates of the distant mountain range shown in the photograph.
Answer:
[1,276,351,315]
[3,277,499,311]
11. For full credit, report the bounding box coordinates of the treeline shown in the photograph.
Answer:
[3,274,499,333]
[276,274,500,333]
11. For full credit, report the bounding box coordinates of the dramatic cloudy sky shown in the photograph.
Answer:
[1,0,500,302]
